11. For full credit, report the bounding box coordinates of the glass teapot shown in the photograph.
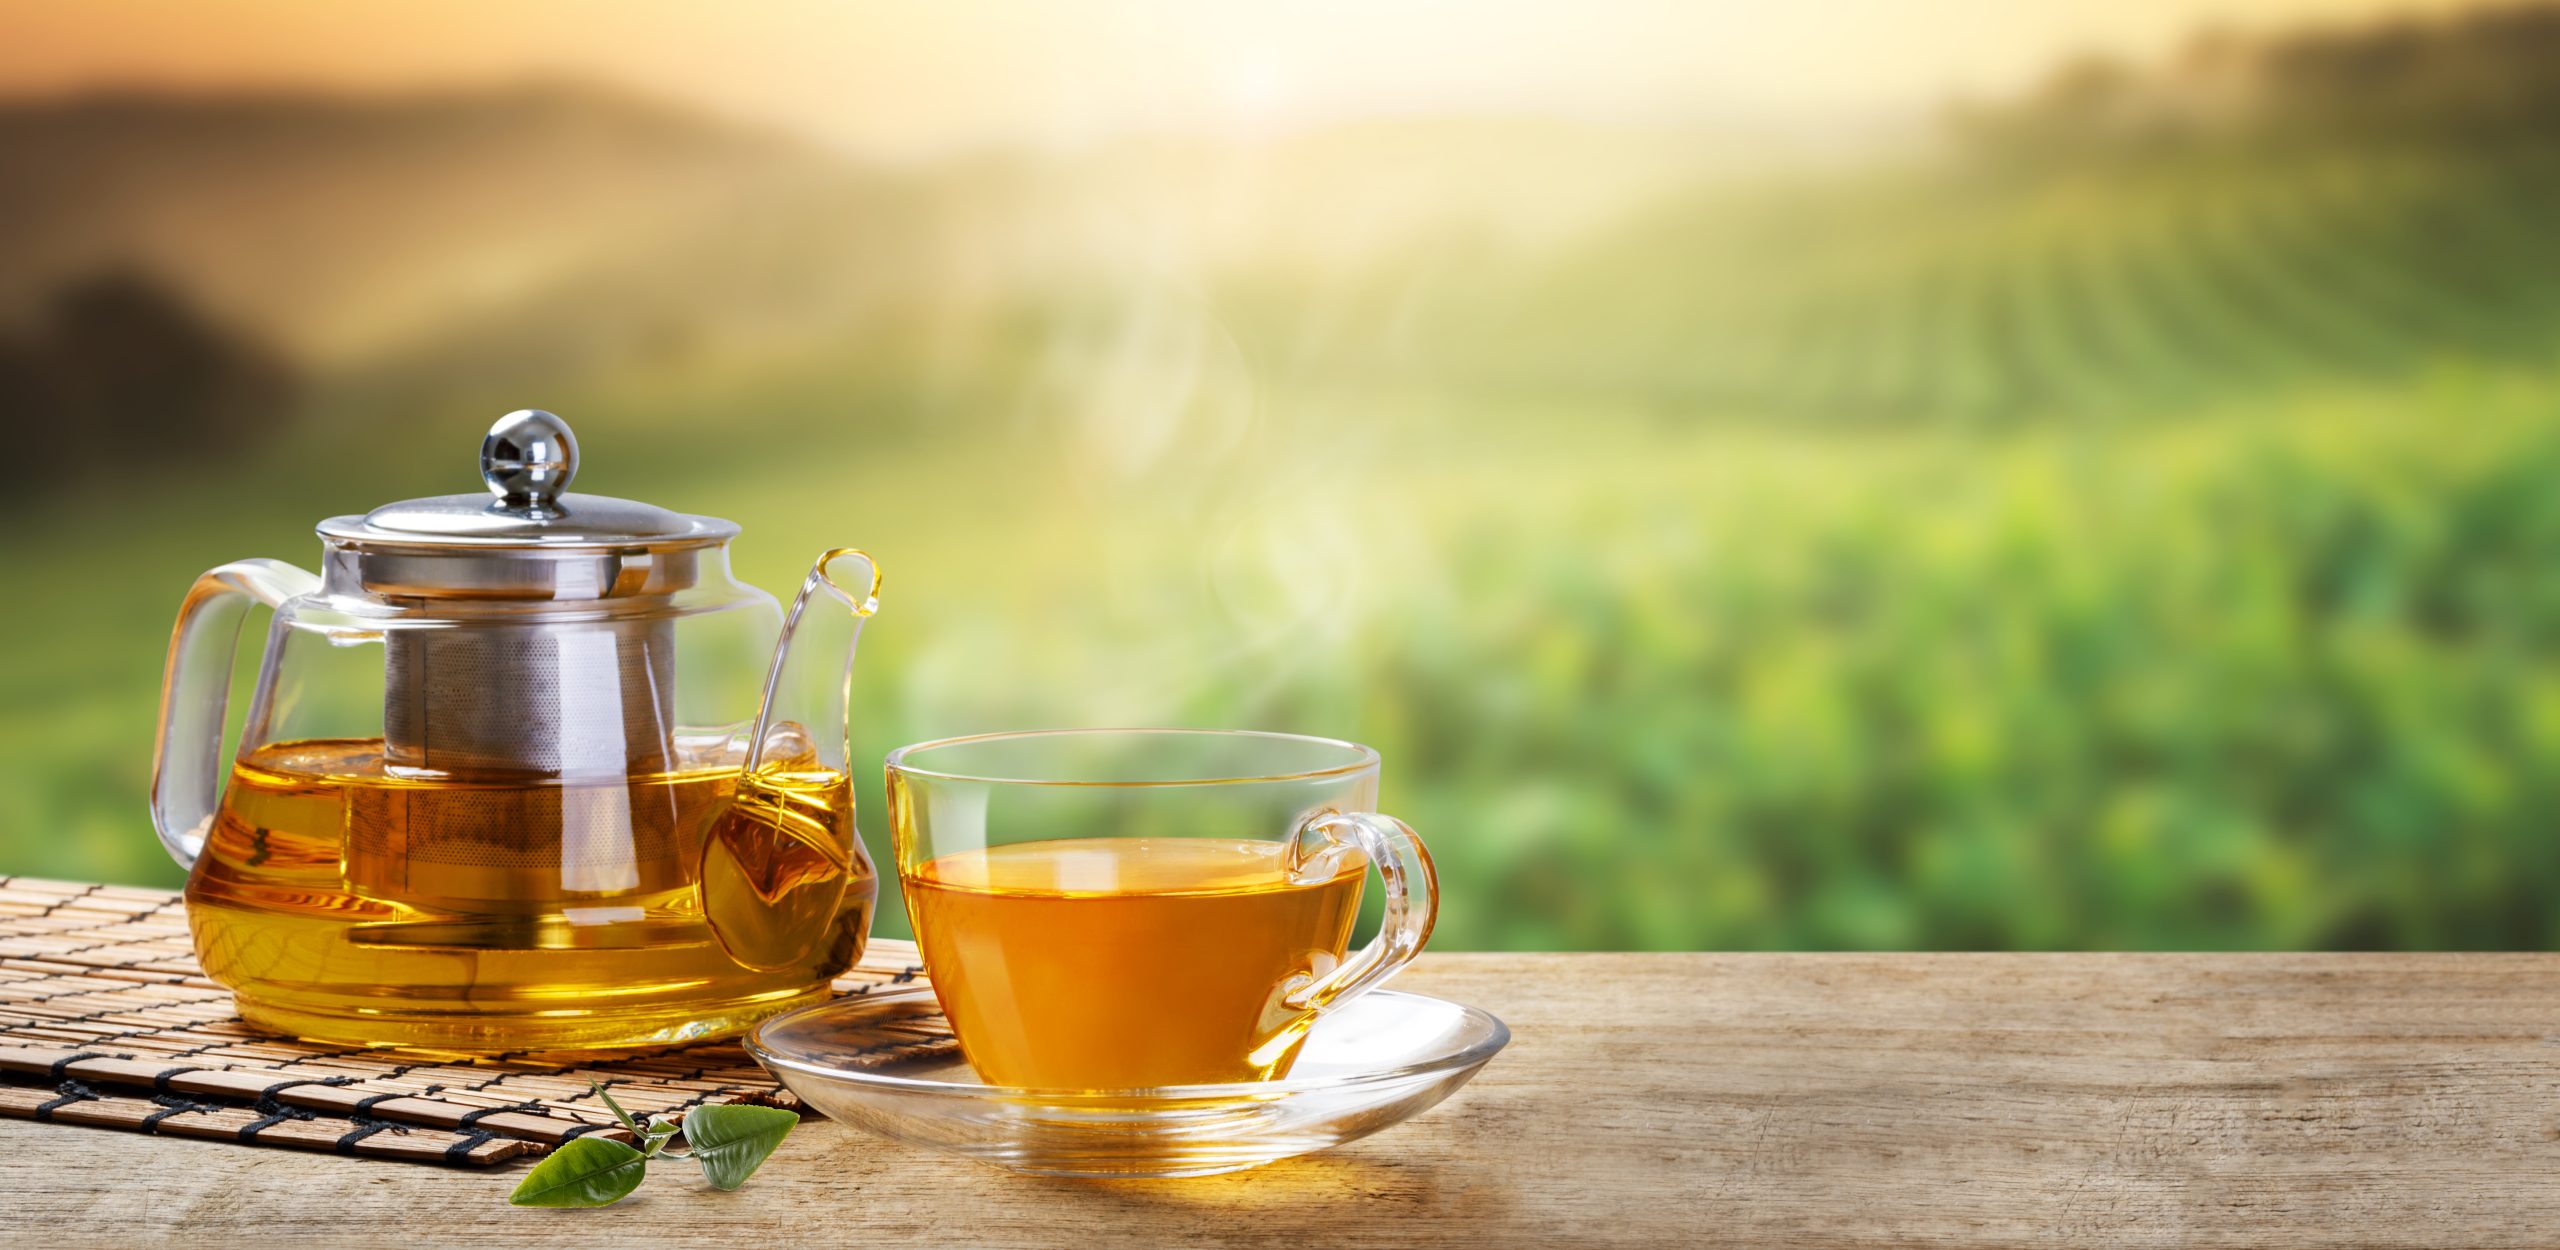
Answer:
[150,410,881,1051]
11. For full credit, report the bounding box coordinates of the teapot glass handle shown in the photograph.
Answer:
[150,559,318,869]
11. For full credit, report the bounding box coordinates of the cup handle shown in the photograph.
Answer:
[1280,811,1439,1012]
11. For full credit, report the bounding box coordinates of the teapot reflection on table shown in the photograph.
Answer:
[150,410,880,1051]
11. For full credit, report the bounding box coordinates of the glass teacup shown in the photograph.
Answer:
[885,729,1437,1089]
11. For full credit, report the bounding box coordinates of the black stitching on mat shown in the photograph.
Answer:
[32,935,154,962]
[443,1129,496,1163]
[234,1094,317,1143]
[556,1078,624,1106]
[263,1043,376,1068]
[30,884,106,919]
[36,994,203,1030]
[455,1102,547,1129]
[84,1024,178,1046]
[334,1118,407,1155]
[142,1093,213,1132]
[34,1080,101,1121]
[452,1043,697,1092]
[556,1122,614,1141]
[351,1091,408,1116]
[151,1066,191,1093]
[45,1053,103,1081]
[19,980,127,1005]
[660,1084,746,1118]
[259,1075,359,1099]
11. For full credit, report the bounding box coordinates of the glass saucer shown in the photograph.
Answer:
[747,985,1509,1178]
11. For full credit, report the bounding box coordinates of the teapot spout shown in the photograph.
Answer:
[746,548,881,775]
[700,549,880,974]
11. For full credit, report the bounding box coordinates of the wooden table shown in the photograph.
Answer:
[6,952,2558,1248]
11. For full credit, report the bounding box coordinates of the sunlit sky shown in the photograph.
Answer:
[3,0,2467,156]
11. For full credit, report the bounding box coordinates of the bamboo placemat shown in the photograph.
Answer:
[0,875,952,1166]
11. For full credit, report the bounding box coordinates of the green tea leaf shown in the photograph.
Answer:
[508,1136,650,1208]
[590,1080,644,1136]
[642,1115,684,1157]
[680,1103,799,1191]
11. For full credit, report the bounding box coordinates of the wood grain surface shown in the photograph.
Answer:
[6,952,2558,1248]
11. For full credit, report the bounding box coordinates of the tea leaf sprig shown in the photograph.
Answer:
[507,1081,800,1208]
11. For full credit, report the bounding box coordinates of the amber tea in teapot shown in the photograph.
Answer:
[191,740,870,1052]
[153,411,883,1051]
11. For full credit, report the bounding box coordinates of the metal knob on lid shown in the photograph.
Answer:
[481,409,579,517]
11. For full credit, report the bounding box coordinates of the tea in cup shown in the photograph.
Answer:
[885,729,1437,1089]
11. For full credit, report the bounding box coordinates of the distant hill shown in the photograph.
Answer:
[0,83,859,367]
[1951,2,2560,157]
[0,83,1756,403]
[1430,4,2560,422]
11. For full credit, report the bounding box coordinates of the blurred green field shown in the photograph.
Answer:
[10,363,2559,950]
[6,9,2560,950]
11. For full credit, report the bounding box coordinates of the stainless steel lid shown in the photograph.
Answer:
[319,409,735,551]
[317,410,737,601]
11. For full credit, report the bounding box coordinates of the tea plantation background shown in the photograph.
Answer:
[4,5,2558,948]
